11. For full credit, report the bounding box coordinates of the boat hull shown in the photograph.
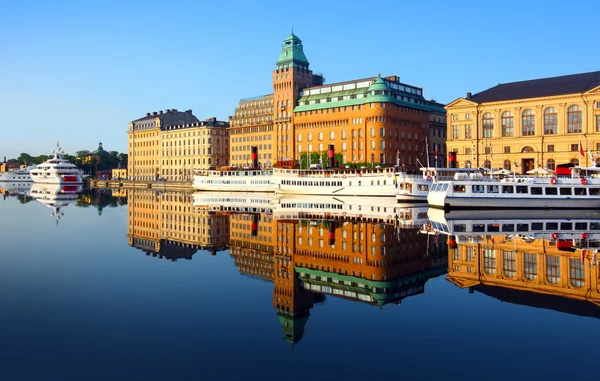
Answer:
[31,173,84,184]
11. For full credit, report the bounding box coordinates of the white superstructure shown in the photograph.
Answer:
[192,168,273,192]
[0,166,36,182]
[272,166,402,197]
[30,142,84,184]
[396,167,485,202]
[427,156,600,210]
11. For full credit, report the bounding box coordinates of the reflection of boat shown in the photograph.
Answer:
[0,166,36,182]
[192,191,275,214]
[272,194,427,225]
[428,155,600,210]
[0,182,33,198]
[30,183,83,224]
[428,208,600,249]
[30,142,85,184]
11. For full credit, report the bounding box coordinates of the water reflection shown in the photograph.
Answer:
[0,181,33,202]
[430,208,600,317]
[30,183,83,225]
[128,189,448,345]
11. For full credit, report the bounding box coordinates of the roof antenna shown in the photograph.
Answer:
[291,26,294,34]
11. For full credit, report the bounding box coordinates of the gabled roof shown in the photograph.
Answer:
[469,70,600,103]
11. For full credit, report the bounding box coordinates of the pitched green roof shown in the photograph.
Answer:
[276,33,309,67]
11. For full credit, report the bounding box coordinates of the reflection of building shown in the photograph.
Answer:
[127,189,229,260]
[447,237,600,315]
[445,71,600,172]
[229,212,447,346]
[230,33,446,168]
[128,109,229,181]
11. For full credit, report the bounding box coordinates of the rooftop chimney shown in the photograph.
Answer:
[186,109,192,113]
[153,111,157,116]
[172,108,177,112]
[146,112,151,116]
[466,92,472,99]
[159,110,163,115]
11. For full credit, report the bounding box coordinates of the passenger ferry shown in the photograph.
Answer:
[192,191,275,214]
[30,183,83,225]
[272,194,428,225]
[192,167,273,192]
[30,142,85,184]
[0,166,36,182]
[427,208,600,247]
[427,156,600,210]
[396,166,486,202]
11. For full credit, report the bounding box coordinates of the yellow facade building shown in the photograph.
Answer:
[445,71,600,172]
[128,109,229,181]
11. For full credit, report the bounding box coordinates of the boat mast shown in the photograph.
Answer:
[425,136,430,168]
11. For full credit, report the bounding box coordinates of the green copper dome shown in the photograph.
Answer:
[367,75,391,92]
[276,33,309,68]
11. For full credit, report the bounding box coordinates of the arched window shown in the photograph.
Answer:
[524,253,537,280]
[504,160,511,170]
[501,111,514,137]
[521,146,534,153]
[567,105,582,133]
[546,255,561,284]
[503,251,516,278]
[570,258,585,288]
[571,158,579,166]
[544,107,557,134]
[482,113,494,138]
[208,158,212,165]
[522,109,535,136]
[547,159,555,170]
[208,147,212,155]
[484,159,491,169]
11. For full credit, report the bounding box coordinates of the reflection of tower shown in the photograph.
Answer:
[274,220,315,349]
[251,214,259,237]
[327,221,336,246]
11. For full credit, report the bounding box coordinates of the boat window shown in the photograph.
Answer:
[472,185,485,193]
[574,187,587,195]
[574,222,587,230]
[417,184,428,191]
[531,222,544,230]
[545,187,558,195]
[487,224,500,232]
[516,186,528,194]
[559,188,572,195]
[453,224,467,232]
[530,187,542,195]
[502,224,515,232]
[453,185,466,193]
[473,224,485,232]
[501,185,514,194]
[442,184,449,191]
[560,222,573,230]
[546,222,559,230]
[487,185,499,193]
[516,224,529,232]
[590,188,600,196]
[590,222,600,230]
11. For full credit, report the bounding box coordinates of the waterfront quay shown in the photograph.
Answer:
[89,178,193,191]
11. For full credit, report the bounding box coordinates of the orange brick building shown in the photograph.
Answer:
[229,33,446,169]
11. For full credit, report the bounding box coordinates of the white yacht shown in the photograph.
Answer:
[30,142,85,184]
[427,154,600,210]
[30,183,83,225]
[0,165,36,182]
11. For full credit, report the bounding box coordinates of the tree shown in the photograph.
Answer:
[75,150,90,158]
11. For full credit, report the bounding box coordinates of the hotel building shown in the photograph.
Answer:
[445,71,600,172]
[230,33,446,169]
[128,109,229,181]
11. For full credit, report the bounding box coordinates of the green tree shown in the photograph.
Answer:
[75,150,90,158]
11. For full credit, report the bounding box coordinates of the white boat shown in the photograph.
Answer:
[272,194,428,225]
[192,167,273,192]
[427,208,600,247]
[272,165,403,197]
[192,191,275,213]
[427,157,600,210]
[30,142,85,184]
[0,165,36,182]
[30,183,83,225]
[396,167,485,202]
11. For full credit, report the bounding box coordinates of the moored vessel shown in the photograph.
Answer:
[0,165,36,182]
[30,142,85,184]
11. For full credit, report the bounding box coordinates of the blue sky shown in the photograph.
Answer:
[1,0,598,159]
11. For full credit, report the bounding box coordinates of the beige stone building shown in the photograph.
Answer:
[445,71,600,173]
[128,109,229,181]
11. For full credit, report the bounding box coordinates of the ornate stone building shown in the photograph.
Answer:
[445,71,600,172]
[128,109,229,181]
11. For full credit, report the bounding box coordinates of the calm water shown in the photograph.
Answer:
[1,184,599,381]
